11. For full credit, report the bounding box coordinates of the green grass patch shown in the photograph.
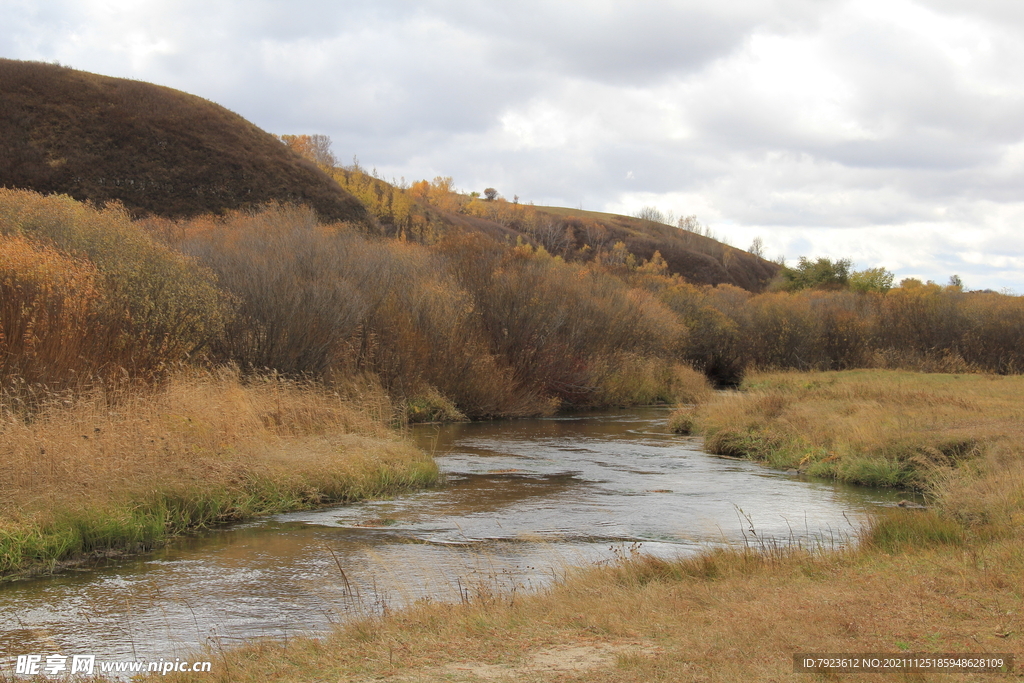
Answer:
[1,457,440,579]
[863,508,966,552]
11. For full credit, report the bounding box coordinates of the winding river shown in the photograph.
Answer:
[0,407,912,671]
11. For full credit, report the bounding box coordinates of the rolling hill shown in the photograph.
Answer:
[0,58,371,225]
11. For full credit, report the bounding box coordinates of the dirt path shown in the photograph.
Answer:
[385,641,661,682]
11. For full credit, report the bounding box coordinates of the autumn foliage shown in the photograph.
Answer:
[0,189,226,394]
[155,204,688,417]
[2,189,1024,417]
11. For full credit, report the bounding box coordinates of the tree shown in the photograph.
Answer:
[849,267,895,293]
[778,256,851,291]
[484,187,498,201]
[278,134,337,169]
[948,274,964,290]
[677,215,717,239]
[748,236,764,258]
[634,206,666,223]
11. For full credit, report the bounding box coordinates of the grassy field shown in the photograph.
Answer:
[680,369,1024,489]
[0,370,439,578]
[137,369,1023,682]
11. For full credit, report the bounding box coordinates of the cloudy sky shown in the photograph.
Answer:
[4,0,1024,290]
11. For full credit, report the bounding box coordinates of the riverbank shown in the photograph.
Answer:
[677,369,1024,489]
[146,529,1022,682]
[0,370,439,579]
[140,369,1022,682]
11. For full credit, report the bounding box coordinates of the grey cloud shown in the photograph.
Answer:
[441,0,837,84]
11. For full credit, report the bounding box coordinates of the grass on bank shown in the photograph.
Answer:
[139,368,1024,682]
[681,369,1024,489]
[146,536,1023,682]
[0,369,438,578]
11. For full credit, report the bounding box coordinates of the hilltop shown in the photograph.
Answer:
[0,59,371,224]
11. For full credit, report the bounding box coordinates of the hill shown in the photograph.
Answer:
[0,59,371,224]
[531,206,778,291]
[0,59,777,290]
[328,168,781,291]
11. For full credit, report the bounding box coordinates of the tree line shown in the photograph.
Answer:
[2,183,1021,418]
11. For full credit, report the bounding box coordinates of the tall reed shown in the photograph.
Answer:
[0,369,437,576]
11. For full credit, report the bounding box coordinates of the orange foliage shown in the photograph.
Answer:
[0,234,102,388]
[0,189,226,391]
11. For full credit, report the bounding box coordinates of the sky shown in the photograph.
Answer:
[4,0,1024,291]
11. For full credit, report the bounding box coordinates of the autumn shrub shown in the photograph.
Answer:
[438,236,685,406]
[952,292,1024,373]
[0,189,227,386]
[745,290,873,370]
[175,204,378,376]
[0,234,102,388]
[659,281,748,384]
[665,279,1024,380]
[168,206,533,417]
[875,283,966,359]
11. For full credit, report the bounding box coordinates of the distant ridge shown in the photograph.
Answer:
[531,206,779,291]
[0,59,372,225]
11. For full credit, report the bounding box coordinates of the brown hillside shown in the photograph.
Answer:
[0,59,372,224]
[533,206,779,291]
[327,166,779,291]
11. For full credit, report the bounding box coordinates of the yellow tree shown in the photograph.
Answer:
[277,134,337,170]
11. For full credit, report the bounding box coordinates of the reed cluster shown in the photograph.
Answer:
[0,369,437,577]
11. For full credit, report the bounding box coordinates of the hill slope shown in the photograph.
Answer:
[329,169,780,291]
[532,206,778,291]
[0,59,371,224]
[0,59,777,290]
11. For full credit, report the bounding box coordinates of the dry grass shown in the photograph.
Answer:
[144,539,1023,682]
[693,369,1024,488]
[0,368,438,576]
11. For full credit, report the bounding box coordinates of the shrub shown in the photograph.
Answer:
[0,234,101,388]
[0,189,227,386]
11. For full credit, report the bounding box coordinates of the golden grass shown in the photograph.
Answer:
[0,369,438,576]
[687,369,1024,489]
[144,539,1023,682]
[585,357,712,408]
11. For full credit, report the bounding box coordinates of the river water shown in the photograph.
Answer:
[0,407,910,670]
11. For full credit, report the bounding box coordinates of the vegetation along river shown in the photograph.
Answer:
[0,407,913,668]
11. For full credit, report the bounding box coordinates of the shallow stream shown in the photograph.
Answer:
[0,407,911,670]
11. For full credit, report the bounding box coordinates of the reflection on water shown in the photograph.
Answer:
[0,407,910,668]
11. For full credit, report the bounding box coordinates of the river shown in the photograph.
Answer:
[0,407,911,672]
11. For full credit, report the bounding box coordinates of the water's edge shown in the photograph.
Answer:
[0,407,912,672]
